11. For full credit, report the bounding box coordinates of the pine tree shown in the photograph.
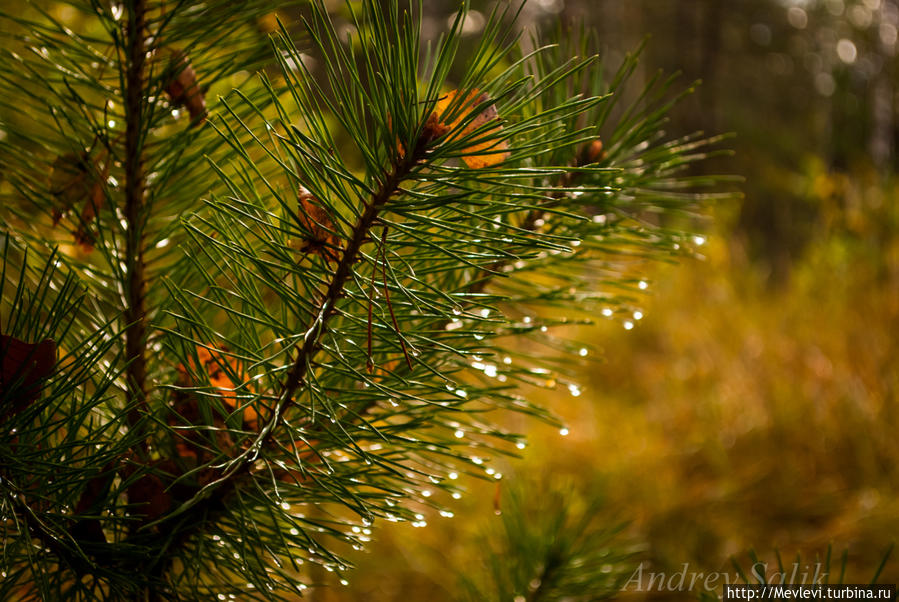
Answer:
[0,0,729,599]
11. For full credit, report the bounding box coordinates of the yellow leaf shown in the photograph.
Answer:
[429,89,510,168]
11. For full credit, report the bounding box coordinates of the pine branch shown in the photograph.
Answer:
[526,548,564,602]
[133,116,434,591]
[0,1,735,597]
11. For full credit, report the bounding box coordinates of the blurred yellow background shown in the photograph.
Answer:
[330,1,899,596]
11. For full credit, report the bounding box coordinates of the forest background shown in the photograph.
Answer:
[339,1,899,599]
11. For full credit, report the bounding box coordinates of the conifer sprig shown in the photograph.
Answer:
[0,0,733,598]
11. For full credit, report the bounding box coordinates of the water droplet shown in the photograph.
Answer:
[422,490,432,497]
[340,579,349,586]
[448,472,458,480]
[280,501,291,510]
[454,429,464,438]
[836,38,857,64]
[601,308,613,317]
[692,235,706,246]
[516,441,526,450]
[452,307,462,316]
[624,321,634,330]
[633,311,643,320]
[578,347,588,357]
[559,427,570,436]
[638,280,649,290]
[289,528,299,536]
[452,492,462,499]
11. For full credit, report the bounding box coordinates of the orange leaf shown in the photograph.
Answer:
[175,344,258,429]
[429,89,510,168]
[49,150,110,252]
[74,154,110,252]
[585,137,606,163]
[293,187,342,261]
[125,470,172,521]
[164,50,206,126]
[1,335,56,417]
[49,153,90,225]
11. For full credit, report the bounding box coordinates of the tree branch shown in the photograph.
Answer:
[140,132,431,586]
[123,0,149,423]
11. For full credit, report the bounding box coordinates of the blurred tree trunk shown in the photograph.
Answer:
[699,0,723,133]
[871,0,897,170]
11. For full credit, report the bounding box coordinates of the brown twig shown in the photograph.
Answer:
[123,0,150,427]
[379,226,414,371]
